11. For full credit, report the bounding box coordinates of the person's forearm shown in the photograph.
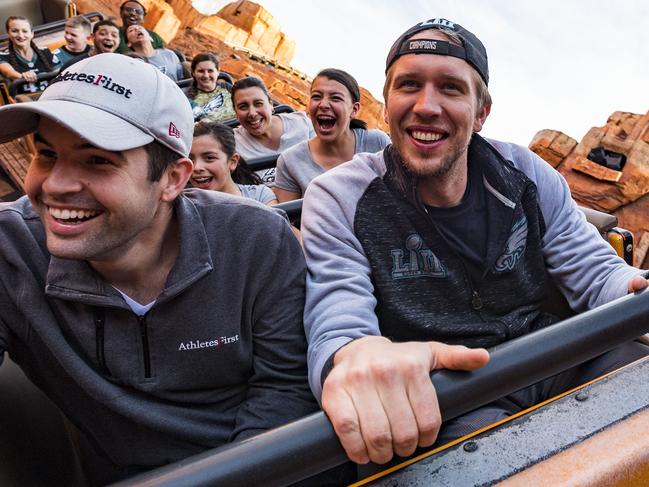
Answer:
[0,64,24,81]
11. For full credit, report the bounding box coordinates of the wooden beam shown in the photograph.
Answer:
[0,139,31,191]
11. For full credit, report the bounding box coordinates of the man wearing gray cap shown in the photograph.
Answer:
[302,18,649,466]
[0,53,317,483]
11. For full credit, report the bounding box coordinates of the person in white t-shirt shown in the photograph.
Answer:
[274,68,391,202]
[231,76,314,185]
[125,24,184,81]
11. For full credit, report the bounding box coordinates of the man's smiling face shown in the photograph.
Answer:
[383,30,489,179]
[26,118,167,263]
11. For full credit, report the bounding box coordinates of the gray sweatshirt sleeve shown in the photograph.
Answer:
[490,141,642,311]
[230,219,318,440]
[302,154,384,400]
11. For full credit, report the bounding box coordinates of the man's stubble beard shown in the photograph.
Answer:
[401,143,469,181]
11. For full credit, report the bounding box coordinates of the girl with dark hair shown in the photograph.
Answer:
[231,76,314,184]
[0,16,60,94]
[190,120,277,205]
[187,52,235,122]
[274,68,390,202]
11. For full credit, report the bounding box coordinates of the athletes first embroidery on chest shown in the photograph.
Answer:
[177,334,239,351]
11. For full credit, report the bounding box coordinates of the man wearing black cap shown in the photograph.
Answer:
[302,18,649,466]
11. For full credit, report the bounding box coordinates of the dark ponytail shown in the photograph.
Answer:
[313,68,367,130]
[32,40,55,72]
[231,156,263,185]
[349,118,368,130]
[6,42,18,72]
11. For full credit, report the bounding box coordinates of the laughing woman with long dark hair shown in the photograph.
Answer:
[274,68,390,202]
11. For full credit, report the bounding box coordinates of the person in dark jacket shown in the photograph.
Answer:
[0,53,317,485]
[302,18,649,467]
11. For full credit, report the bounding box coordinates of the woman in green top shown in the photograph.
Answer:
[0,16,59,94]
[187,52,236,123]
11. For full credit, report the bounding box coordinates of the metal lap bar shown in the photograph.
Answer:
[9,70,60,97]
[272,104,295,115]
[273,199,302,221]
[245,154,279,171]
[363,356,649,486]
[110,289,649,487]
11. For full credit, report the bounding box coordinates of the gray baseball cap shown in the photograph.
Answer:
[0,53,193,157]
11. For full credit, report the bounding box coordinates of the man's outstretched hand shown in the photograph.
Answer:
[321,336,489,464]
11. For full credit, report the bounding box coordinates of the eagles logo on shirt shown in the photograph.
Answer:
[203,92,225,112]
[494,216,528,272]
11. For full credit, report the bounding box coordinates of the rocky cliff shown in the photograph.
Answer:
[73,0,388,131]
[530,111,649,267]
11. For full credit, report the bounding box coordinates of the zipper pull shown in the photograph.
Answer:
[471,291,483,310]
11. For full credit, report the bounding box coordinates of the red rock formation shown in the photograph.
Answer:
[213,1,295,65]
[73,0,388,131]
[530,110,649,267]
[165,0,295,65]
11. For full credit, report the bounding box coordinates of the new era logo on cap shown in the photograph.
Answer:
[168,122,181,139]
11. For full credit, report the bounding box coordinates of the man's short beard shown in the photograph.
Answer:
[401,144,468,180]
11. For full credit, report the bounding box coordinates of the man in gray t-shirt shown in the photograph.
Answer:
[126,24,184,81]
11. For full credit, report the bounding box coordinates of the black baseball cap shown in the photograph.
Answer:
[385,18,489,85]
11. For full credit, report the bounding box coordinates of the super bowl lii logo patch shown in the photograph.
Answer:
[391,233,446,279]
